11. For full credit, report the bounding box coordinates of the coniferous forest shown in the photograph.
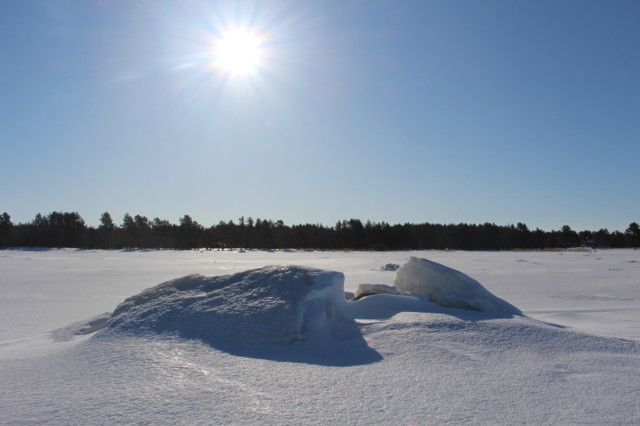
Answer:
[0,211,638,251]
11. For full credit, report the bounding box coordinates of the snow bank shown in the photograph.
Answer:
[97,266,360,347]
[393,257,521,315]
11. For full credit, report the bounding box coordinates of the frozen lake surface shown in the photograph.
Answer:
[1,248,639,424]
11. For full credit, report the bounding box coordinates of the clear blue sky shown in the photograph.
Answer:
[2,0,638,231]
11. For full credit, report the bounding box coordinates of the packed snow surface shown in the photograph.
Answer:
[394,256,522,315]
[1,249,639,424]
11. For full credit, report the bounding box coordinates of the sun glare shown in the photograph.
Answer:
[215,31,262,75]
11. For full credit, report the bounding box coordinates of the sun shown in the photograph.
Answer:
[214,30,262,75]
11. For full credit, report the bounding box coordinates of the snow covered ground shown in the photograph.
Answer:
[1,248,639,424]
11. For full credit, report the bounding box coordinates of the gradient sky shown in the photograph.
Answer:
[2,0,639,231]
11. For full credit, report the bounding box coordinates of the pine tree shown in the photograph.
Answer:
[625,222,640,248]
[0,212,12,246]
[99,212,115,231]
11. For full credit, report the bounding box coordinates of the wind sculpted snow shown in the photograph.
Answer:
[87,257,526,365]
[394,257,522,315]
[94,266,382,365]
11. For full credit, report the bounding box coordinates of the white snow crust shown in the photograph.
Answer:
[394,256,522,315]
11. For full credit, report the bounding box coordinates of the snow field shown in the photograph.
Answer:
[0,248,638,424]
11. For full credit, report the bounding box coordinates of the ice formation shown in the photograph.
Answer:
[98,266,360,346]
[353,283,399,300]
[393,257,521,315]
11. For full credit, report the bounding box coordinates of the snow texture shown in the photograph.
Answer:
[97,266,367,360]
[394,256,522,315]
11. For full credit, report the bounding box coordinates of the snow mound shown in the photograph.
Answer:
[393,257,521,315]
[98,266,361,347]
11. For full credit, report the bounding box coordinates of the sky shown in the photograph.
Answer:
[1,0,639,232]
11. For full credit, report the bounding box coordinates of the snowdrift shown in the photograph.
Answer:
[99,266,360,346]
[393,257,522,315]
[94,258,521,344]
[87,257,522,363]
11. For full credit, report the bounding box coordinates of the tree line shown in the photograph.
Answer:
[0,211,638,251]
